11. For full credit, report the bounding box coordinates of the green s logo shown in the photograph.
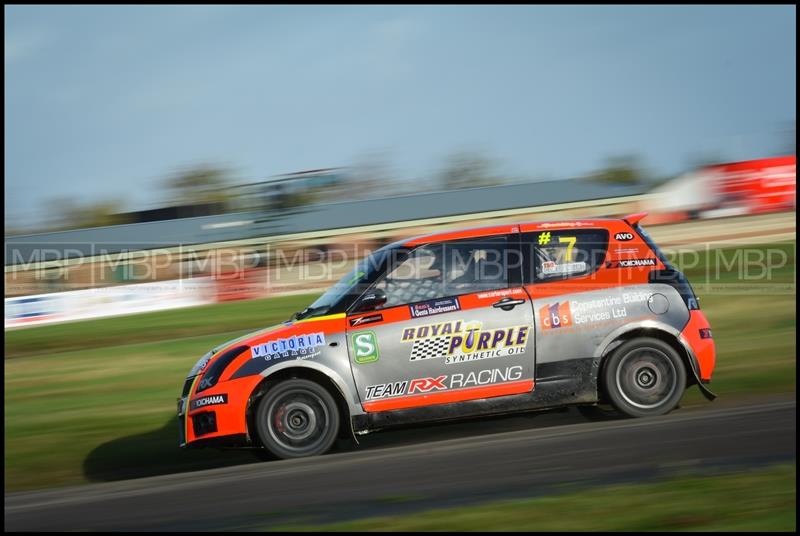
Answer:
[352,331,379,364]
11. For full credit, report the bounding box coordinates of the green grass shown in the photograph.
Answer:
[264,464,796,531]
[672,241,796,398]
[5,334,253,491]
[3,242,796,492]
[4,292,321,491]
[4,293,320,359]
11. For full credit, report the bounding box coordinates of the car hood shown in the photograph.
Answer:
[212,321,290,355]
[195,315,343,379]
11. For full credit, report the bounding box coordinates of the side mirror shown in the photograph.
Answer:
[356,288,387,312]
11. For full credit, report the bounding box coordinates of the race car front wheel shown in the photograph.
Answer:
[254,378,340,459]
[603,337,686,418]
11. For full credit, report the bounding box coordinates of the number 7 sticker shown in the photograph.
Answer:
[559,236,577,261]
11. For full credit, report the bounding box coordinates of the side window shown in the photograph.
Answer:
[524,229,608,283]
[374,244,443,308]
[373,236,511,308]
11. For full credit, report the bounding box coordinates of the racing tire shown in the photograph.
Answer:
[602,337,686,418]
[254,379,340,459]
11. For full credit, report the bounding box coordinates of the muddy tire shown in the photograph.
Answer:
[254,379,340,459]
[603,337,686,418]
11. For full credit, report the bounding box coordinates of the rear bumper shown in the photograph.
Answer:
[681,310,716,382]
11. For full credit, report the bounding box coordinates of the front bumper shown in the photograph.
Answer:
[177,374,263,447]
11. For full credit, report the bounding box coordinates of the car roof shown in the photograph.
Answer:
[402,213,646,247]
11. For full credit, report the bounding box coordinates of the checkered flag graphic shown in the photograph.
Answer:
[409,336,451,361]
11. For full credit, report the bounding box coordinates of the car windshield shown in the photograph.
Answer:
[298,244,395,319]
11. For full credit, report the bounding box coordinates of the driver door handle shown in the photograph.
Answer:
[492,297,527,311]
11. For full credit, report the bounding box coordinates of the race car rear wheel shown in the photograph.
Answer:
[603,337,686,418]
[255,379,340,459]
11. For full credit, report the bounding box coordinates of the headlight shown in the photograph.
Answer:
[188,351,214,378]
[195,345,250,393]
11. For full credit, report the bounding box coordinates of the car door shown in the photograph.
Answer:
[520,226,613,378]
[346,233,536,413]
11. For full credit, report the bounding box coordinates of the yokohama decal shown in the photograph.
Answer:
[190,393,228,411]
[606,258,656,268]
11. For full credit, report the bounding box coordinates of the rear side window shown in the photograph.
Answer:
[523,229,609,283]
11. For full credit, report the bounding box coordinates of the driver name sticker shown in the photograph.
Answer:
[409,297,460,318]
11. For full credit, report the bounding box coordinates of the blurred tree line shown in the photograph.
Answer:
[44,197,129,230]
[29,120,796,233]
[28,153,659,233]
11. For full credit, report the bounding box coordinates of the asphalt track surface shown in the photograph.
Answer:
[5,399,795,531]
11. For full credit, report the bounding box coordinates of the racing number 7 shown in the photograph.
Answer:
[559,236,577,261]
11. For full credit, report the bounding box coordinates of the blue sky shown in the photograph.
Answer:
[4,5,796,228]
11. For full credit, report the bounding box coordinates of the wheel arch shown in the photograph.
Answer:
[245,362,359,446]
[594,321,716,401]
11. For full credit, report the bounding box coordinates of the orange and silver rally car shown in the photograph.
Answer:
[178,213,716,459]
